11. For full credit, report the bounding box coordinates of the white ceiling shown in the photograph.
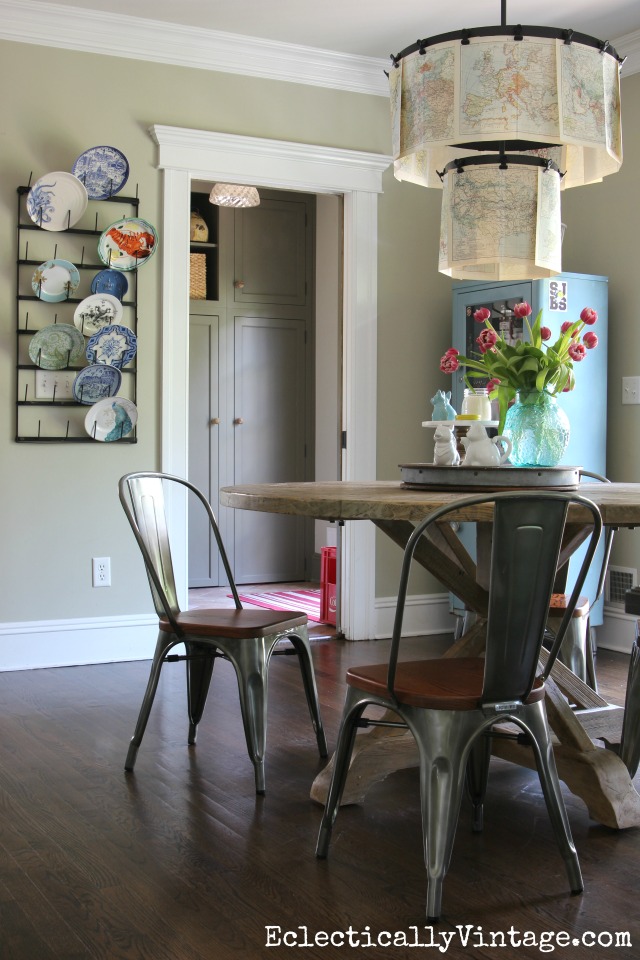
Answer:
[22,0,640,60]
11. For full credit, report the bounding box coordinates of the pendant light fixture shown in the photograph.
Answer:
[389,1,623,280]
[209,183,260,208]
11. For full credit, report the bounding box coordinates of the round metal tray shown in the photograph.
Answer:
[399,463,581,491]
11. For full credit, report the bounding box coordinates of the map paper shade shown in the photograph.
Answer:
[390,37,622,190]
[438,165,563,281]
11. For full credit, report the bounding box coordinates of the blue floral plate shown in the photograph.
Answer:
[73,363,122,404]
[86,324,137,369]
[72,146,129,200]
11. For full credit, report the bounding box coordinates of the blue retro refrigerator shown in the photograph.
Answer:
[450,272,609,624]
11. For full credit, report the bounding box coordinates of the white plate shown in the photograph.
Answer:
[32,259,80,302]
[74,294,123,337]
[98,217,158,271]
[26,171,88,231]
[85,397,137,442]
[28,323,86,370]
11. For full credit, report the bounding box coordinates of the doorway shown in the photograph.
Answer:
[152,124,389,640]
[188,188,320,587]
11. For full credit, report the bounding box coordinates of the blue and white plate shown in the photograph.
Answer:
[73,363,122,404]
[72,146,129,200]
[28,323,86,370]
[31,259,81,302]
[86,323,137,369]
[85,396,137,442]
[90,268,128,300]
[26,171,88,231]
[98,217,158,271]
[74,293,123,337]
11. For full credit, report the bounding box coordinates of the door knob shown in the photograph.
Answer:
[233,417,244,425]
[234,280,245,289]
[210,417,220,425]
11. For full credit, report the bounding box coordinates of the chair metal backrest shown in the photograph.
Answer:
[119,472,241,634]
[388,491,602,705]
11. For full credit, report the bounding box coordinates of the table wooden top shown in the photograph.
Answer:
[220,480,640,527]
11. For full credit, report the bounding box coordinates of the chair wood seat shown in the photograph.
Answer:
[346,658,545,710]
[160,608,307,640]
[549,594,589,618]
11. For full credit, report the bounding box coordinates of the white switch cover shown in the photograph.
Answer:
[35,370,75,400]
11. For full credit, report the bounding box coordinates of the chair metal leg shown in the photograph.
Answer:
[522,701,583,894]
[620,624,640,778]
[287,632,328,758]
[405,707,476,922]
[316,688,374,858]
[224,639,272,794]
[465,734,492,833]
[125,631,177,771]
[185,641,217,745]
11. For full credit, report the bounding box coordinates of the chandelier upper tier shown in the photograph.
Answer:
[389,2,624,280]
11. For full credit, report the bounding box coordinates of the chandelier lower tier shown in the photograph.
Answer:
[388,11,624,280]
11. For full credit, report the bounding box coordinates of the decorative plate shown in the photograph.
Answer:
[26,171,88,231]
[28,323,86,370]
[90,268,128,300]
[74,293,123,337]
[98,217,158,271]
[86,323,137,368]
[31,259,80,302]
[85,397,138,442]
[73,363,122,404]
[71,145,129,200]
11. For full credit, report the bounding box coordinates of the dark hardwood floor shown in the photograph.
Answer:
[0,638,638,959]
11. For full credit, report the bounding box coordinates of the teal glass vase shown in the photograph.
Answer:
[504,390,570,467]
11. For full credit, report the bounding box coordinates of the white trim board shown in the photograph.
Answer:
[151,125,391,642]
[1,1,637,90]
[0,615,157,671]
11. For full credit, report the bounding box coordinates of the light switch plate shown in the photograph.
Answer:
[35,370,75,400]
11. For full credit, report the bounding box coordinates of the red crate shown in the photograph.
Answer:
[320,546,337,625]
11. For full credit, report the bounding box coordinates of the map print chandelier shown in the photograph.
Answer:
[388,1,624,280]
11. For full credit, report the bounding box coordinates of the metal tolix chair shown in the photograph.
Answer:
[316,490,602,921]
[119,472,327,794]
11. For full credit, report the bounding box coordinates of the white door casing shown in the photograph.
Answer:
[150,124,391,640]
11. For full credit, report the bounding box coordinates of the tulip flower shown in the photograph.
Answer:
[513,301,532,318]
[440,353,460,374]
[568,342,587,362]
[476,329,498,353]
[473,307,491,323]
[583,332,598,349]
[540,326,552,341]
[580,307,598,325]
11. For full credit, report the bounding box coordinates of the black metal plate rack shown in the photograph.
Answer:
[16,182,140,442]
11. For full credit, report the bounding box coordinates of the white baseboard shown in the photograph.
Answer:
[374,593,455,640]
[598,606,637,654]
[0,615,158,671]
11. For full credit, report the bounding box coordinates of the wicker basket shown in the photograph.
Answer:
[190,254,207,300]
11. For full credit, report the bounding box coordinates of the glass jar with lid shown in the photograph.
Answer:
[461,387,492,421]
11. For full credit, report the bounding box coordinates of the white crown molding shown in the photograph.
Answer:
[615,29,640,77]
[0,0,390,96]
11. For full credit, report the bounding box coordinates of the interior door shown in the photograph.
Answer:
[232,315,308,583]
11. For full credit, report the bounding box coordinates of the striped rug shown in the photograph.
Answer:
[234,588,323,622]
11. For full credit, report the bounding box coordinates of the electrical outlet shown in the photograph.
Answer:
[92,557,111,587]
[622,377,640,405]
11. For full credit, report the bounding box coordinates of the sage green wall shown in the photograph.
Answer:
[561,71,640,575]
[0,38,445,625]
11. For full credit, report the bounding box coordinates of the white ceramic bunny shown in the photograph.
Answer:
[433,423,460,466]
[461,423,512,466]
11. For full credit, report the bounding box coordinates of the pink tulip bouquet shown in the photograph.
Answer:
[440,302,599,433]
